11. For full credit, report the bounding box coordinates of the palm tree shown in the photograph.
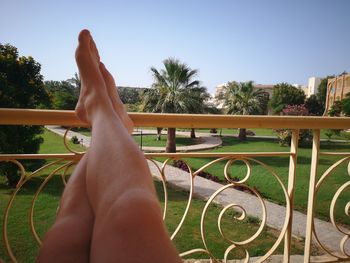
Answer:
[187,86,210,138]
[142,58,203,152]
[67,72,81,96]
[220,81,264,140]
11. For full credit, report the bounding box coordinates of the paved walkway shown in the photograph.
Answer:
[46,126,222,152]
[135,129,222,152]
[46,125,348,253]
[211,131,350,143]
[46,126,92,148]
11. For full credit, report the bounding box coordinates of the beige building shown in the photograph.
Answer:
[324,74,350,115]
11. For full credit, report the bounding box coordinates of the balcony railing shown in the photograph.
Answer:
[0,108,350,263]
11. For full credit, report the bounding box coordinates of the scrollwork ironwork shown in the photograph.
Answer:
[311,156,350,261]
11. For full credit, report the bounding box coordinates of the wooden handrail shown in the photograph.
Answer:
[0,108,349,129]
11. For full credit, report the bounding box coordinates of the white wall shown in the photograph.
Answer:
[307,77,321,97]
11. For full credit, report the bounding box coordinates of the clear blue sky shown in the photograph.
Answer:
[1,0,349,93]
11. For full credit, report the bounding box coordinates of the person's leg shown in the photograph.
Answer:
[37,155,93,263]
[75,30,181,263]
[100,61,134,134]
[38,33,136,263]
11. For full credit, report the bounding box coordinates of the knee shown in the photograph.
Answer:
[97,188,163,233]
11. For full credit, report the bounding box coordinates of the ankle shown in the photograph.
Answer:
[90,107,120,127]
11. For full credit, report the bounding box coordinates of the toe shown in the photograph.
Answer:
[100,63,116,87]
[75,30,91,61]
[100,63,123,106]
[75,30,105,86]
[78,29,91,48]
[90,39,100,62]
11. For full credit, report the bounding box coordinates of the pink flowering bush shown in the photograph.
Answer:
[275,105,312,146]
[282,104,309,116]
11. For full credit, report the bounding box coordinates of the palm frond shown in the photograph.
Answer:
[145,58,207,114]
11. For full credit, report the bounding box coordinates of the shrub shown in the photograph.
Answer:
[210,128,217,134]
[282,104,309,116]
[324,129,341,141]
[275,105,312,146]
[246,130,255,136]
[173,160,222,182]
[71,136,80,144]
[324,130,333,140]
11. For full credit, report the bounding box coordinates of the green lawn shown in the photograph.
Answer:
[0,177,306,262]
[176,136,350,225]
[135,127,350,141]
[73,126,350,142]
[41,129,86,153]
[71,127,91,137]
[192,128,276,136]
[134,134,201,147]
[72,128,201,147]
[0,130,308,262]
[193,128,350,140]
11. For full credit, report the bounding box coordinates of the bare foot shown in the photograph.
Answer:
[75,29,134,133]
[99,63,134,133]
[75,29,115,125]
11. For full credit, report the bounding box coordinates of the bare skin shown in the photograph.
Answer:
[38,155,93,263]
[38,30,181,263]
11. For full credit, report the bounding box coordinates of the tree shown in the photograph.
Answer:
[342,92,350,116]
[186,86,210,138]
[328,100,343,117]
[317,76,334,114]
[270,83,306,114]
[118,87,143,105]
[45,80,79,110]
[218,81,265,140]
[0,43,51,186]
[258,91,270,115]
[67,72,81,90]
[305,94,323,116]
[142,58,202,152]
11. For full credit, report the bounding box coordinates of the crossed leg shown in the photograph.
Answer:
[38,30,181,263]
[37,154,93,263]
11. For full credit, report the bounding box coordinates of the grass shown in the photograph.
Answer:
[0,176,307,262]
[190,128,277,136]
[134,134,201,147]
[40,129,86,153]
[73,126,350,145]
[0,130,308,262]
[71,127,201,147]
[155,181,307,259]
[0,129,83,262]
[176,136,350,225]
[71,127,91,137]
[136,127,350,141]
